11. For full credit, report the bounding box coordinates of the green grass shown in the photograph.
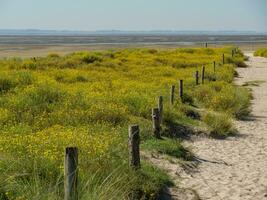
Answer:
[194,82,251,119]
[0,155,171,200]
[203,112,235,138]
[254,48,267,58]
[142,137,192,160]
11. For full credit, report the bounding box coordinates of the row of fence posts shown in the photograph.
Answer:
[205,42,238,54]
[64,48,238,200]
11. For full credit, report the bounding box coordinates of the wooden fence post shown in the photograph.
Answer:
[195,71,199,85]
[170,85,175,105]
[179,80,183,100]
[205,42,208,48]
[158,96,163,123]
[65,147,78,200]
[222,54,225,65]
[202,66,205,84]
[128,125,141,169]
[152,108,161,139]
[213,61,216,73]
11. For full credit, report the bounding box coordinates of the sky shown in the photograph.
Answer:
[0,0,267,32]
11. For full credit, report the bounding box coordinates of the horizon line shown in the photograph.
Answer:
[1,29,267,33]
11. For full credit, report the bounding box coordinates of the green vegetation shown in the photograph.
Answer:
[0,47,250,199]
[194,81,251,119]
[203,112,235,138]
[254,48,267,58]
[141,137,192,160]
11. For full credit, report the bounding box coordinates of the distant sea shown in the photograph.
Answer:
[0,30,267,46]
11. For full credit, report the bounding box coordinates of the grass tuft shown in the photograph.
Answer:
[254,48,267,58]
[142,137,192,160]
[203,112,235,138]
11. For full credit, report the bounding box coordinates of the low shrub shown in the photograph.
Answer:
[8,83,66,126]
[82,54,103,64]
[181,92,194,105]
[15,71,34,85]
[0,71,33,93]
[75,75,88,82]
[0,76,16,93]
[22,59,38,70]
[172,60,192,68]
[179,48,196,54]
[47,53,60,58]
[147,49,158,54]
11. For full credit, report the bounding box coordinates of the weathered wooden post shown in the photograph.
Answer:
[213,61,216,73]
[205,42,208,48]
[158,96,163,123]
[152,108,161,139]
[195,71,199,85]
[222,54,225,65]
[65,147,78,200]
[170,85,175,105]
[179,80,183,100]
[128,125,141,169]
[202,66,205,84]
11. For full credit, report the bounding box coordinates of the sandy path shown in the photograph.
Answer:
[149,53,267,200]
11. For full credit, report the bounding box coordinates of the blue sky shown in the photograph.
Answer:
[0,0,266,31]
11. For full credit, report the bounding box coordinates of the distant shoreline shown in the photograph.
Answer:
[1,35,267,46]
[0,34,266,58]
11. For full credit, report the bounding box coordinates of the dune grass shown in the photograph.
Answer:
[202,112,235,138]
[141,137,193,160]
[0,47,250,199]
[254,48,267,58]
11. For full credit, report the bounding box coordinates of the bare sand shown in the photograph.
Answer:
[147,53,267,200]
